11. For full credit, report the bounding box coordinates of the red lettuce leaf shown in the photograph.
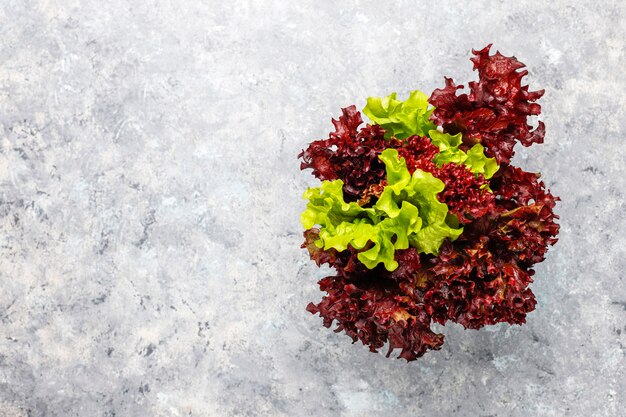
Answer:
[429,44,545,164]
[298,106,400,201]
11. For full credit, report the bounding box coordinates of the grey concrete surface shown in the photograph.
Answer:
[0,1,624,416]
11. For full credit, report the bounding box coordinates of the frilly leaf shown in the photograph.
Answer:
[301,149,462,271]
[363,91,436,140]
[430,130,499,179]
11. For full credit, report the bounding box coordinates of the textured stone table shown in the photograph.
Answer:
[0,1,624,416]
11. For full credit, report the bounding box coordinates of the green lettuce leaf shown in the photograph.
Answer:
[363,91,436,140]
[362,89,498,179]
[429,130,499,179]
[301,149,462,271]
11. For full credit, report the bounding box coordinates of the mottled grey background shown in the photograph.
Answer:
[0,1,624,416]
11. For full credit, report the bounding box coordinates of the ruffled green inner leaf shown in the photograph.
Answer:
[363,91,436,140]
[429,130,499,179]
[301,149,462,271]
